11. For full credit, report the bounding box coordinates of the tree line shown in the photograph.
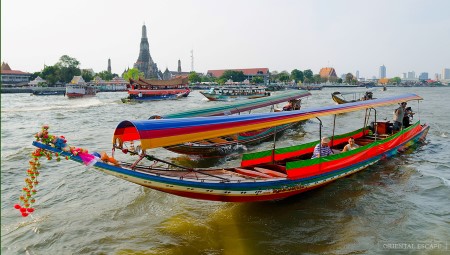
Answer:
[32,55,116,86]
[32,54,402,86]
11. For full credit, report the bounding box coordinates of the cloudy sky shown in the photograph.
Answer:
[2,0,449,78]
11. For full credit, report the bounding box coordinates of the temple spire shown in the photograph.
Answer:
[142,23,147,39]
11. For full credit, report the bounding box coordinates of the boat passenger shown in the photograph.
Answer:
[311,136,333,158]
[403,107,414,128]
[283,101,293,111]
[393,102,407,131]
[342,137,359,152]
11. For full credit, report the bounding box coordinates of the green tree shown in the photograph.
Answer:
[54,55,81,83]
[122,68,144,82]
[290,69,304,83]
[269,71,279,83]
[220,70,245,82]
[313,74,323,84]
[337,78,343,84]
[389,77,401,85]
[201,75,215,83]
[81,69,94,82]
[278,71,290,83]
[56,55,80,68]
[30,72,41,81]
[41,65,60,85]
[345,73,354,84]
[188,72,202,83]
[252,76,264,84]
[97,71,114,81]
[303,69,313,80]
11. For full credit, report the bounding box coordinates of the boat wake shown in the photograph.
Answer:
[2,99,103,113]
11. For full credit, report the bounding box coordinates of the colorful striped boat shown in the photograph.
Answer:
[122,77,190,102]
[32,93,429,202]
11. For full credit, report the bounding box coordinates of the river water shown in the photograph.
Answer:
[1,87,449,254]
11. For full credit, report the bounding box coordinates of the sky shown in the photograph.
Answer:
[2,0,450,79]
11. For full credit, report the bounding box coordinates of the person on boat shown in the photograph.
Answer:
[393,102,407,132]
[311,136,333,158]
[283,101,293,111]
[342,137,359,152]
[403,106,414,128]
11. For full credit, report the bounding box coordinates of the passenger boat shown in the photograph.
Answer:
[65,76,97,98]
[156,90,311,156]
[199,85,269,101]
[331,90,375,104]
[28,93,429,205]
[299,84,323,90]
[65,84,96,98]
[122,77,190,102]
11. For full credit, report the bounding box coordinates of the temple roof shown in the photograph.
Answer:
[319,67,337,78]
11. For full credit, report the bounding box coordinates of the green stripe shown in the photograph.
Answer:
[286,122,420,170]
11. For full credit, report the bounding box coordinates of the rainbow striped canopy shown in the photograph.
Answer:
[113,93,422,149]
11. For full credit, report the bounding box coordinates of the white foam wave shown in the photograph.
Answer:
[2,99,103,113]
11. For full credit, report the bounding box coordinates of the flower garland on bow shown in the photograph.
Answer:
[15,125,96,217]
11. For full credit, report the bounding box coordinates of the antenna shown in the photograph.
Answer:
[190,49,194,72]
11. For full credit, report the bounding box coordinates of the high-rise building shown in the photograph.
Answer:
[418,72,428,80]
[356,70,359,80]
[107,58,111,73]
[442,68,450,80]
[407,71,415,79]
[379,65,386,79]
[133,24,161,79]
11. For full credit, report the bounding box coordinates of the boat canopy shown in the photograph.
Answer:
[159,90,311,119]
[113,93,422,150]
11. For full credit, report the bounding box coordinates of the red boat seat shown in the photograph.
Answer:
[253,167,287,178]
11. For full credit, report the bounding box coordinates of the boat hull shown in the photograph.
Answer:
[125,89,190,102]
[32,122,429,202]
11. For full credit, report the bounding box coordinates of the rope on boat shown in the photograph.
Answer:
[144,155,231,182]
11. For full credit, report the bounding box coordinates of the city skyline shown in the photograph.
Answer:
[1,0,449,78]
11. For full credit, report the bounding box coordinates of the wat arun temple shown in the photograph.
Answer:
[134,24,163,79]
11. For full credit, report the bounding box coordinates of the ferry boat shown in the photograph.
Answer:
[65,76,96,98]
[200,85,269,101]
[123,77,190,102]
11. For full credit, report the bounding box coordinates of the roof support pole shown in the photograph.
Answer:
[331,114,337,148]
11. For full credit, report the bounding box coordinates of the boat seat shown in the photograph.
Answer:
[235,168,272,178]
[253,167,287,178]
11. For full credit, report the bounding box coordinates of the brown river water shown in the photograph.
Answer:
[1,87,449,254]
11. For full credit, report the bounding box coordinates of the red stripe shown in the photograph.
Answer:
[287,126,422,179]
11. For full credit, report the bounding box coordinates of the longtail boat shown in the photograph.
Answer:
[199,85,269,101]
[122,77,190,102]
[154,90,311,156]
[331,90,375,104]
[30,94,429,203]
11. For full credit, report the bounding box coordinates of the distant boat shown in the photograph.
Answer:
[31,87,66,96]
[65,84,96,98]
[65,76,96,98]
[200,85,270,101]
[331,90,375,104]
[299,84,323,90]
[122,77,190,102]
